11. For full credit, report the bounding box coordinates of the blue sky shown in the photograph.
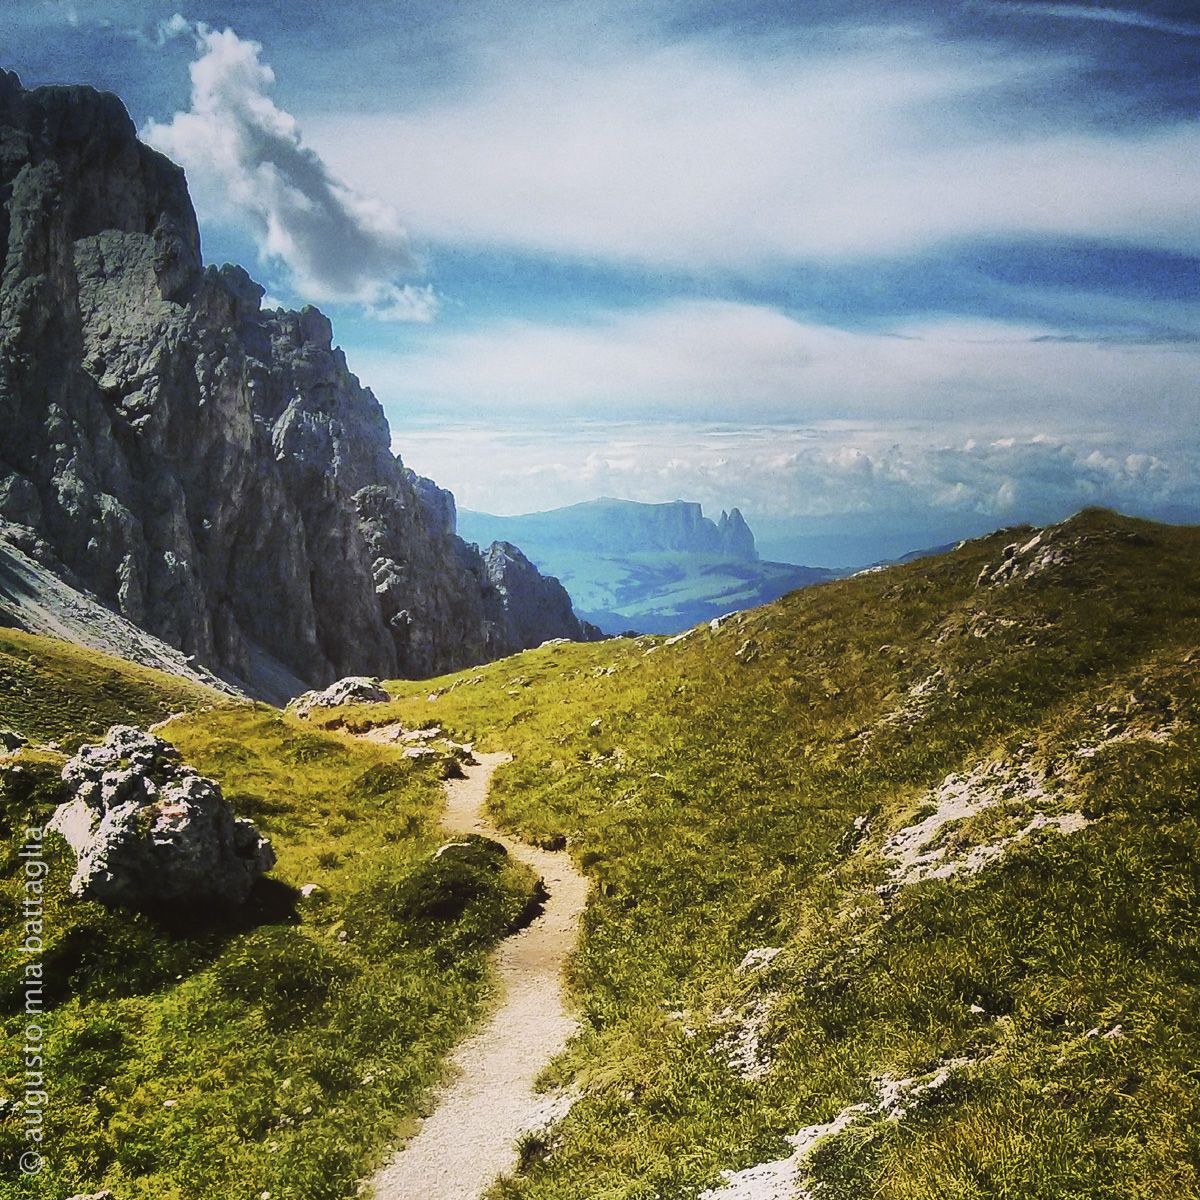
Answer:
[10,0,1200,562]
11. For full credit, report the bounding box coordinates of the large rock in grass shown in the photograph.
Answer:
[48,725,274,906]
[289,675,391,718]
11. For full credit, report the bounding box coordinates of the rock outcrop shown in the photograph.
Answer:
[481,541,600,647]
[716,508,757,560]
[0,70,594,697]
[49,725,274,906]
[0,527,246,696]
[289,675,391,718]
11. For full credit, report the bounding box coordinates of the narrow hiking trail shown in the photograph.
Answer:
[371,751,589,1200]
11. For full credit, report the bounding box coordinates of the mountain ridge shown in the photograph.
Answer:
[0,70,594,696]
[459,498,838,633]
[461,497,759,559]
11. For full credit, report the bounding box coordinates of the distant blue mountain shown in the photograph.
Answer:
[460,498,759,560]
[458,499,838,635]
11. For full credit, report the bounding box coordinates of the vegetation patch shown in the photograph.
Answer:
[0,704,539,1199]
[3,509,1200,1198]
[358,509,1200,1200]
[0,628,222,753]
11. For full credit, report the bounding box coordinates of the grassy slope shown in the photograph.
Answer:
[0,627,222,752]
[0,640,539,1199]
[3,508,1199,1199]
[310,508,1200,1200]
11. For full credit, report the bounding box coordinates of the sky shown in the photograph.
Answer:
[9,0,1200,564]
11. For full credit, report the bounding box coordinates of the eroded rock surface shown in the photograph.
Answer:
[482,542,600,648]
[49,725,274,906]
[289,675,392,717]
[0,529,244,696]
[0,71,592,695]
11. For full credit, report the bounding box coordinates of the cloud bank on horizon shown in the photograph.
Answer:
[389,418,1200,563]
[9,0,1200,555]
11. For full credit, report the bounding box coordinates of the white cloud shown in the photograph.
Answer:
[974,3,1200,37]
[155,12,191,44]
[349,299,1200,424]
[143,24,433,315]
[301,35,1200,268]
[366,284,440,324]
[388,419,1200,545]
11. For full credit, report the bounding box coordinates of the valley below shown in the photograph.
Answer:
[458,500,840,635]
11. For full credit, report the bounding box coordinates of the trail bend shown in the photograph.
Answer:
[371,750,587,1200]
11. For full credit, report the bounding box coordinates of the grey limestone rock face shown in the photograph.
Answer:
[482,541,601,648]
[49,725,274,906]
[0,528,244,696]
[0,70,591,694]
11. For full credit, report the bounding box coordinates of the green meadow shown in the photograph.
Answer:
[0,646,539,1199]
[3,508,1200,1198]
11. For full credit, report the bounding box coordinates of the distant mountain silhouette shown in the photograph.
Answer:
[459,499,838,635]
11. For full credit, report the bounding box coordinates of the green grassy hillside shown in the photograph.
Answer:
[3,508,1199,1199]
[0,627,225,752]
[314,507,1200,1200]
[0,638,539,1199]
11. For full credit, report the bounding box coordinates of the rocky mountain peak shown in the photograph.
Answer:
[717,507,758,561]
[0,71,597,698]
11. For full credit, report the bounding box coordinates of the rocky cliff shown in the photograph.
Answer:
[0,71,595,696]
[481,541,591,648]
[714,508,756,560]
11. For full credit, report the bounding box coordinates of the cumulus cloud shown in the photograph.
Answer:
[144,24,433,315]
[300,34,1200,268]
[349,299,1200,425]
[364,295,1199,552]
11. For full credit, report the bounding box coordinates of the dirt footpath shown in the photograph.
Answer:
[371,751,587,1200]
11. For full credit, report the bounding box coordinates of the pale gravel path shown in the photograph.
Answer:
[371,751,588,1200]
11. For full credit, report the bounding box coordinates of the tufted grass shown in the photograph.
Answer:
[3,508,1200,1198]
[0,627,224,753]
[0,700,539,1200]
[308,508,1200,1200]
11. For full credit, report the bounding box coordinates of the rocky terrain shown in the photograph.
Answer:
[49,725,274,906]
[0,70,594,699]
[0,532,245,696]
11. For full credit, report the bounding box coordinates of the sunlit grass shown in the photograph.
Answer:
[0,703,539,1199]
[4,509,1200,1198]
[333,509,1200,1199]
